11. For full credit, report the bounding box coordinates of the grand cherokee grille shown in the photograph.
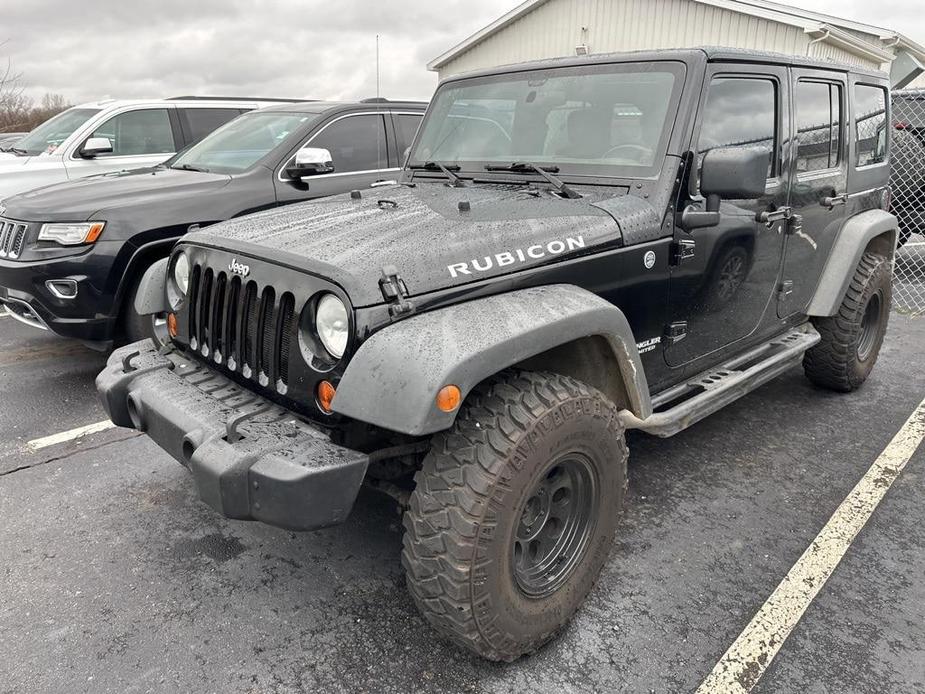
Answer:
[187,263,298,393]
[0,218,27,259]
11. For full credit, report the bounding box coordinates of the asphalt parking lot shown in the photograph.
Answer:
[1,310,923,694]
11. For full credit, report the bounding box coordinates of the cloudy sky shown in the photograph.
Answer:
[2,0,924,105]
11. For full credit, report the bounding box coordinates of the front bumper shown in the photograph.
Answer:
[97,342,369,531]
[0,252,117,343]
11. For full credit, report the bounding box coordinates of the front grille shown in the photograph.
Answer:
[186,264,299,392]
[0,218,27,259]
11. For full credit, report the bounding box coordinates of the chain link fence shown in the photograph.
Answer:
[890,90,925,316]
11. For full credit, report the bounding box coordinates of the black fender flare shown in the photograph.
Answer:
[133,257,169,315]
[806,209,898,317]
[332,284,652,436]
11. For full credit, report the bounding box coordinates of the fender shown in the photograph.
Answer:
[807,209,897,317]
[133,257,169,315]
[332,284,652,436]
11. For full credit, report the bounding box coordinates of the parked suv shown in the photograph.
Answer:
[0,97,296,201]
[0,99,425,348]
[98,49,896,661]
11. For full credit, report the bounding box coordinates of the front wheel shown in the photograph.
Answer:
[401,370,627,661]
[803,251,891,392]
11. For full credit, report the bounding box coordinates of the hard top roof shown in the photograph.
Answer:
[440,46,889,83]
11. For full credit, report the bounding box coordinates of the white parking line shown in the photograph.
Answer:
[26,420,116,451]
[697,398,925,694]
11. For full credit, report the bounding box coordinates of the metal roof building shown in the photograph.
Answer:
[428,0,925,88]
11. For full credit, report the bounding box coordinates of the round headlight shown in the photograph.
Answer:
[173,252,190,294]
[315,293,348,359]
[167,252,190,310]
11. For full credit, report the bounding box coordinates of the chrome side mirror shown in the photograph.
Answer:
[286,147,334,179]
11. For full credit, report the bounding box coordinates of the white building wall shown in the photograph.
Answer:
[436,0,883,79]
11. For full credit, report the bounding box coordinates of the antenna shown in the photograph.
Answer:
[375,34,383,179]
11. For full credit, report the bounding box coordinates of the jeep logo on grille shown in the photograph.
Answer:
[228,258,250,277]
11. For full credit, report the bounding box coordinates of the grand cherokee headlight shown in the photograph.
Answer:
[38,222,105,246]
[167,251,190,310]
[315,293,348,359]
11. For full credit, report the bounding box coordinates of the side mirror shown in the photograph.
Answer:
[681,146,770,230]
[285,147,334,179]
[80,137,113,158]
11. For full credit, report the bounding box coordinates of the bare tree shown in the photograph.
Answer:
[0,42,70,133]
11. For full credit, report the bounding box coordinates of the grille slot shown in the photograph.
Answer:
[0,218,27,259]
[188,264,295,390]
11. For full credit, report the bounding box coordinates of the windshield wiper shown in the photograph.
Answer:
[172,163,210,173]
[8,147,29,156]
[484,162,580,199]
[409,161,465,187]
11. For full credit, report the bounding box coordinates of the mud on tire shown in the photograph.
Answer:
[401,370,627,661]
[803,251,891,392]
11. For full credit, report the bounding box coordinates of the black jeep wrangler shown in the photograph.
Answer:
[97,48,897,661]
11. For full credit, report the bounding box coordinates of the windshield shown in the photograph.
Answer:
[410,61,684,177]
[170,111,317,174]
[14,107,102,156]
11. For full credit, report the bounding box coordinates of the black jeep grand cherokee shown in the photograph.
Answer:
[99,48,896,661]
[0,99,424,348]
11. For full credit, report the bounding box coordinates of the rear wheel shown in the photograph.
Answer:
[401,370,627,661]
[803,251,891,392]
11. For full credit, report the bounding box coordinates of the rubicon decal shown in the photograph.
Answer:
[447,236,586,278]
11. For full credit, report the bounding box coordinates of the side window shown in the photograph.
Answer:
[795,80,842,172]
[395,114,423,158]
[88,108,175,156]
[179,108,245,145]
[854,84,888,167]
[308,114,388,173]
[697,77,777,179]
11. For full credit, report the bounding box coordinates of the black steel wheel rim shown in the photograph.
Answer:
[857,290,882,361]
[512,453,598,598]
[151,312,170,347]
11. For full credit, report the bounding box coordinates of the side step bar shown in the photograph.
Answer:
[620,324,820,438]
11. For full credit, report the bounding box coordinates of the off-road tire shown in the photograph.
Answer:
[803,251,891,392]
[401,370,627,661]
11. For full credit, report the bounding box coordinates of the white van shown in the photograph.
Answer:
[0,97,296,200]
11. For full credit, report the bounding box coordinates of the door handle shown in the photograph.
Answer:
[822,193,848,209]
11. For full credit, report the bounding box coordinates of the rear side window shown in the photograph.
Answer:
[795,80,842,172]
[854,85,888,167]
[698,77,777,178]
[88,108,176,156]
[309,114,389,173]
[179,108,246,145]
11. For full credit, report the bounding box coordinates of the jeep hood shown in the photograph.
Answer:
[2,167,232,221]
[192,182,661,307]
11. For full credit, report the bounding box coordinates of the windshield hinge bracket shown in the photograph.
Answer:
[379,265,415,319]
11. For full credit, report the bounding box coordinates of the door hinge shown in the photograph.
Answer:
[663,321,688,345]
[777,280,794,301]
[756,206,803,235]
[379,265,415,319]
[671,238,696,265]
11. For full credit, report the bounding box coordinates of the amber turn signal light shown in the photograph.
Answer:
[166,312,178,338]
[317,380,336,414]
[435,385,461,413]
